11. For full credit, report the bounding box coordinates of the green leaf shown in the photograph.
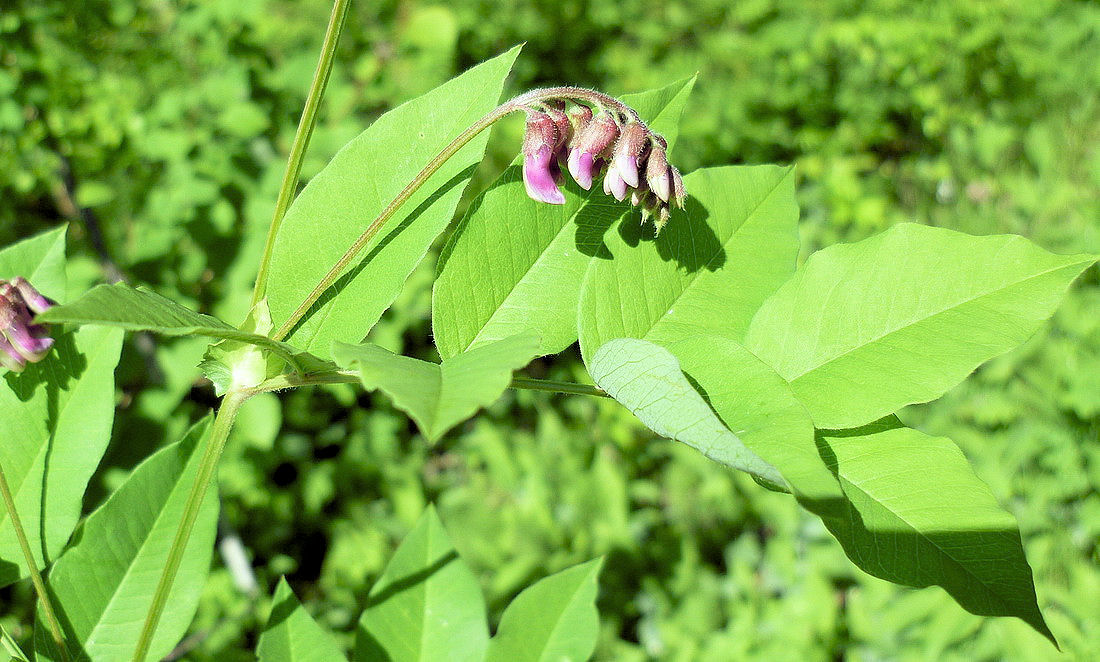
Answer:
[333,333,539,441]
[0,624,29,662]
[34,418,219,662]
[0,228,123,587]
[744,223,1098,428]
[577,165,799,360]
[588,338,786,488]
[664,337,845,513]
[38,283,325,376]
[267,47,522,361]
[816,420,1055,645]
[258,578,347,662]
[0,225,68,304]
[432,77,697,359]
[486,558,603,662]
[355,506,488,662]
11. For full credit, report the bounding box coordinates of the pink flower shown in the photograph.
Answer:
[521,112,566,205]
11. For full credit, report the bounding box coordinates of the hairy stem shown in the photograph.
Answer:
[251,0,352,308]
[510,376,609,398]
[131,392,247,662]
[0,465,69,662]
[271,86,640,342]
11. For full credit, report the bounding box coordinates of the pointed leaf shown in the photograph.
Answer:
[577,165,798,360]
[588,338,785,488]
[267,47,522,360]
[816,421,1055,644]
[665,337,845,514]
[34,418,219,662]
[333,333,538,440]
[38,283,324,374]
[0,225,68,303]
[433,77,697,359]
[1,228,123,587]
[258,578,347,662]
[745,223,1098,428]
[486,558,603,662]
[355,506,488,662]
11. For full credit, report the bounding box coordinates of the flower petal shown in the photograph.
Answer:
[524,146,566,205]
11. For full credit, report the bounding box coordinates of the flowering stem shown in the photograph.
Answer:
[131,392,247,662]
[0,464,69,662]
[271,86,642,342]
[251,0,352,309]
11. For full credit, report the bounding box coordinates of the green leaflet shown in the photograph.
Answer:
[665,337,844,514]
[355,506,488,662]
[34,418,218,662]
[485,558,603,662]
[588,338,786,489]
[816,419,1054,644]
[744,223,1098,429]
[258,578,347,662]
[38,283,325,376]
[0,623,29,661]
[332,333,539,441]
[577,165,799,359]
[266,47,522,361]
[0,226,123,587]
[432,77,697,359]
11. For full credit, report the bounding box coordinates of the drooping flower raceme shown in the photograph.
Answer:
[516,90,685,234]
[0,277,56,373]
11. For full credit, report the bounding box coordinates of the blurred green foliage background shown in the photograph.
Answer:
[2,0,1098,659]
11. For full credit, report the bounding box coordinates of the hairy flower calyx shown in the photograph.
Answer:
[513,88,685,234]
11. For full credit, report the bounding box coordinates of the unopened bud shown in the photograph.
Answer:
[645,146,672,202]
[669,166,685,209]
[569,113,619,190]
[543,103,571,150]
[0,278,56,372]
[612,123,649,188]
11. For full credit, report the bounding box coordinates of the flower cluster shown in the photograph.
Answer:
[0,277,56,373]
[521,99,684,234]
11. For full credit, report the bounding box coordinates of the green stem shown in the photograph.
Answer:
[251,0,352,308]
[270,85,642,342]
[510,377,609,398]
[131,392,247,662]
[0,465,69,662]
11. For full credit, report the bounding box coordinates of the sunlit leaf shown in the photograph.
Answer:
[333,333,539,440]
[486,558,603,662]
[258,578,347,662]
[34,418,218,662]
[355,506,488,662]
[745,223,1098,428]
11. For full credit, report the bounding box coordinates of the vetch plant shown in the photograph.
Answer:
[0,1,1096,659]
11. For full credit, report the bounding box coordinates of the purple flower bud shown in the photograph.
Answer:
[645,146,672,202]
[612,123,649,188]
[522,112,566,205]
[12,277,55,314]
[0,277,57,372]
[569,113,619,187]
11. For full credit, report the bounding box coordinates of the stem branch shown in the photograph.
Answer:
[251,0,352,308]
[0,464,69,662]
[131,392,247,662]
[510,376,609,398]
